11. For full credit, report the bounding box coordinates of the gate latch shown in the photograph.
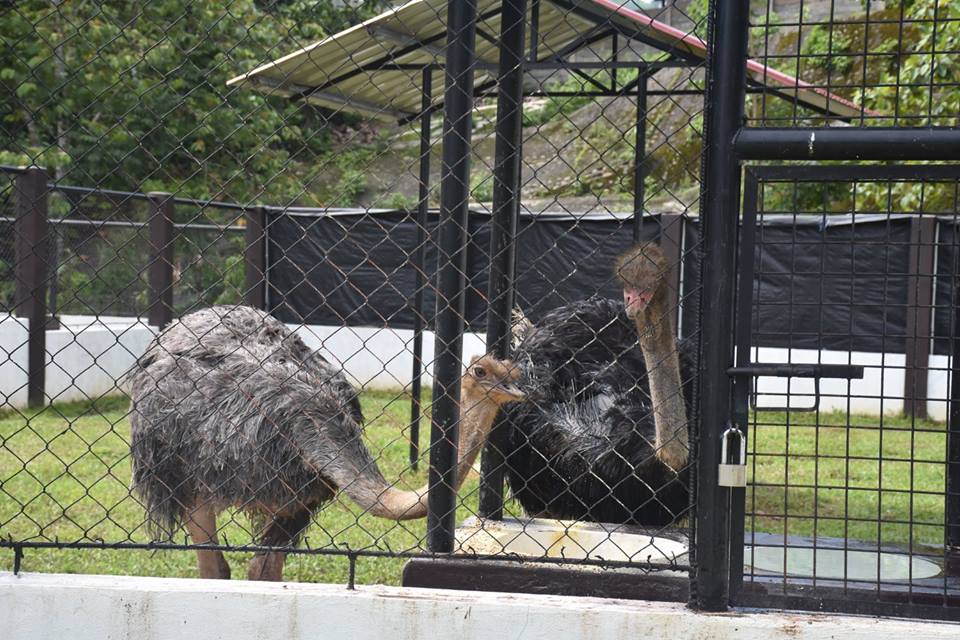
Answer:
[718,425,747,488]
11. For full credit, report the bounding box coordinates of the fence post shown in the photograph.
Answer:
[478,0,526,520]
[14,166,50,408]
[633,66,647,242]
[410,66,435,471]
[427,0,477,553]
[694,0,749,612]
[948,250,960,551]
[245,206,267,310]
[903,216,936,419]
[660,212,684,332]
[147,192,175,329]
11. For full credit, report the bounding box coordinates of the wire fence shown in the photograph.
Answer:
[0,0,958,621]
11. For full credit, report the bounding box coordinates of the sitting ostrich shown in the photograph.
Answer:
[127,306,523,581]
[499,242,695,526]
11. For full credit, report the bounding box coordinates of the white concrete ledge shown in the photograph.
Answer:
[2,572,957,640]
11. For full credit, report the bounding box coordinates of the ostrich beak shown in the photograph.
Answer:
[623,287,653,319]
[485,380,526,401]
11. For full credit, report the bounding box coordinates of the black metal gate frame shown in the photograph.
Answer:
[698,1,960,617]
[728,164,960,621]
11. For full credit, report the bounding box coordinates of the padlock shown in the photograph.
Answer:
[718,425,747,487]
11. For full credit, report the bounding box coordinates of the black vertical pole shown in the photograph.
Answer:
[427,0,477,553]
[410,67,434,471]
[947,254,960,551]
[728,170,759,594]
[693,0,749,612]
[245,206,267,310]
[147,192,175,329]
[14,167,49,408]
[478,0,527,520]
[903,216,935,419]
[660,212,684,331]
[528,0,540,62]
[633,66,647,243]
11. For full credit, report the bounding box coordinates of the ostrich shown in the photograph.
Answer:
[499,242,695,526]
[127,306,524,581]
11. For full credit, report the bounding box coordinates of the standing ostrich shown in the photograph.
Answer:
[127,306,523,580]
[499,242,694,526]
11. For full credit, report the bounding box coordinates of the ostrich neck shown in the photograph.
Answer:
[635,288,688,471]
[346,390,504,521]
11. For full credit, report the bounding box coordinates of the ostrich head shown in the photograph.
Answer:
[614,242,669,322]
[461,355,525,405]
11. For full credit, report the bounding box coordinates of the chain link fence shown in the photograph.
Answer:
[0,0,958,620]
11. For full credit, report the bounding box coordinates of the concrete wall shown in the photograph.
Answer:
[2,572,957,640]
[0,315,156,409]
[0,315,951,420]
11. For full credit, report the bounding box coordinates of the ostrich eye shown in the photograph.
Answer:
[473,366,486,379]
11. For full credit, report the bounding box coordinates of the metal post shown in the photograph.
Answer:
[410,67,434,471]
[903,216,935,419]
[948,252,960,550]
[147,192,175,329]
[478,0,527,520]
[427,0,477,553]
[633,66,647,243]
[14,167,49,408]
[693,0,749,612]
[245,206,267,310]
[528,0,540,62]
[660,212,683,331]
[728,169,760,594]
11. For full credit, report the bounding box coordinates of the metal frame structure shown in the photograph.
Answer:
[695,1,960,619]
[5,0,959,623]
[727,164,960,620]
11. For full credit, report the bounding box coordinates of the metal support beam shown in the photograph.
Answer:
[693,0,749,612]
[659,212,683,331]
[427,0,477,553]
[370,25,450,61]
[147,192,175,329]
[735,127,960,161]
[478,0,526,520]
[14,167,49,408]
[410,67,434,471]
[244,206,267,310]
[903,216,936,419]
[948,251,960,551]
[632,66,647,242]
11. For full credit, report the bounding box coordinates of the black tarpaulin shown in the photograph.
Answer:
[266,208,954,355]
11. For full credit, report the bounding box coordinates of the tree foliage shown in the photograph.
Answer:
[0,1,388,206]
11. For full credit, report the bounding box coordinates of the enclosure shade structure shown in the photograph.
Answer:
[693,0,749,612]
[427,0,478,553]
[478,0,527,521]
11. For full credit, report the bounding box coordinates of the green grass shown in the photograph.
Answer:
[0,391,488,584]
[0,396,948,583]
[746,411,947,547]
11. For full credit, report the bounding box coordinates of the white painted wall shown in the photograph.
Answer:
[2,572,957,640]
[0,314,952,419]
[751,346,950,420]
[0,315,156,409]
[291,323,488,391]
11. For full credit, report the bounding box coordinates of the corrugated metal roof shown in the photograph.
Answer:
[226,0,870,121]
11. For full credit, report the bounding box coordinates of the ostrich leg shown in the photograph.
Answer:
[247,507,312,581]
[184,504,231,579]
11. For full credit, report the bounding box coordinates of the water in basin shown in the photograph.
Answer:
[744,545,941,581]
